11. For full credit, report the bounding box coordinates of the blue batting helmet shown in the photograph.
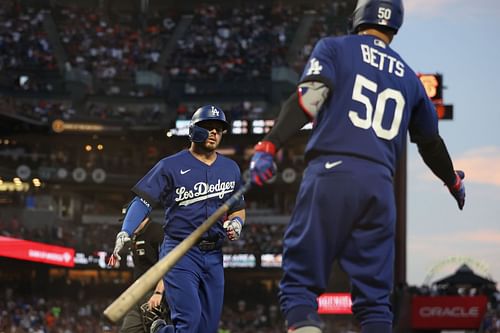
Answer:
[188,105,229,143]
[349,0,404,34]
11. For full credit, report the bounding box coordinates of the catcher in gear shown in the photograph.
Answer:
[109,207,170,333]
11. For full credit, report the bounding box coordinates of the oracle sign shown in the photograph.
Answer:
[411,296,488,329]
[317,293,352,314]
[0,236,75,267]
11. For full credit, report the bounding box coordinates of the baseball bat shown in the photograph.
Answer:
[103,181,251,323]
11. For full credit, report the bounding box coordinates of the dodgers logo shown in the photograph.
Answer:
[306,58,323,76]
[211,106,219,116]
[175,179,236,206]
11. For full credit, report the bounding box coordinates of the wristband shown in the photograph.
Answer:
[232,216,244,226]
[254,141,276,156]
[451,173,461,191]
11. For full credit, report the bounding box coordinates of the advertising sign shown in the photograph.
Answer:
[0,236,75,267]
[411,296,488,329]
[317,293,353,314]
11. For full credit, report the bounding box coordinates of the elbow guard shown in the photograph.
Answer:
[297,81,330,119]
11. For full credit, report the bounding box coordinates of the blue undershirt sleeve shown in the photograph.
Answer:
[121,196,153,235]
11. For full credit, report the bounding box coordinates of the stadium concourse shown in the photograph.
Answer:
[0,0,499,333]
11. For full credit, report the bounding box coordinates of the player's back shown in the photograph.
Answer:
[304,34,435,175]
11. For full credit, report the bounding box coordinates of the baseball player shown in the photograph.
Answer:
[109,208,168,333]
[114,105,246,333]
[249,1,466,332]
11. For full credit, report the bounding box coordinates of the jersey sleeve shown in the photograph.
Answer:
[132,159,171,206]
[408,78,440,144]
[300,37,337,92]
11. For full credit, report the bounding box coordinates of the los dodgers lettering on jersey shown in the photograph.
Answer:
[132,150,244,240]
[300,35,439,174]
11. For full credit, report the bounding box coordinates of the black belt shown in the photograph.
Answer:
[168,236,223,252]
[198,239,223,251]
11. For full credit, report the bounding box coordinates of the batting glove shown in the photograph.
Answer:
[447,170,465,210]
[250,141,277,186]
[223,216,243,241]
[108,231,131,267]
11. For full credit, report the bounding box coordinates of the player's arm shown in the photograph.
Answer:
[264,37,334,151]
[224,208,246,241]
[108,197,153,267]
[250,37,335,185]
[416,136,465,209]
[416,136,456,185]
[265,82,330,150]
[250,82,330,186]
[411,80,465,210]
[148,279,165,309]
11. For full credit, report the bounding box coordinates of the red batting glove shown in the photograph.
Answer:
[447,170,465,210]
[250,141,277,186]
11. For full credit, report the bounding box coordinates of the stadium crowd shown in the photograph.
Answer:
[53,5,176,80]
[0,281,287,333]
[167,3,277,81]
[0,0,355,127]
[0,2,57,72]
[1,0,352,92]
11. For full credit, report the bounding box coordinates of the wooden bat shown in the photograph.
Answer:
[103,182,251,323]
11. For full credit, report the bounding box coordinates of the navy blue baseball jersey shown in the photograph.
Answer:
[277,33,445,332]
[132,150,244,241]
[301,34,439,174]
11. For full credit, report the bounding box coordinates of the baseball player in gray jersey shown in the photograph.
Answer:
[111,105,245,333]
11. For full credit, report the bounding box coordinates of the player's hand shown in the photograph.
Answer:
[224,217,243,241]
[148,292,163,310]
[447,170,465,210]
[250,141,277,186]
[107,231,131,268]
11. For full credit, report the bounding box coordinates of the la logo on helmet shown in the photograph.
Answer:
[211,106,219,116]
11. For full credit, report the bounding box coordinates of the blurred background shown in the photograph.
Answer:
[0,0,498,332]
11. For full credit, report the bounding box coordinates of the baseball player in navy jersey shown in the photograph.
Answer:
[111,105,246,333]
[249,1,466,332]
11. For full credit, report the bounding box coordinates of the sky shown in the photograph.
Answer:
[391,0,500,286]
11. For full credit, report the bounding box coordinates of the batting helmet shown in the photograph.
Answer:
[188,105,229,143]
[349,0,404,34]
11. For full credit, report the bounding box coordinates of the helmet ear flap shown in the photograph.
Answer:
[188,124,210,143]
